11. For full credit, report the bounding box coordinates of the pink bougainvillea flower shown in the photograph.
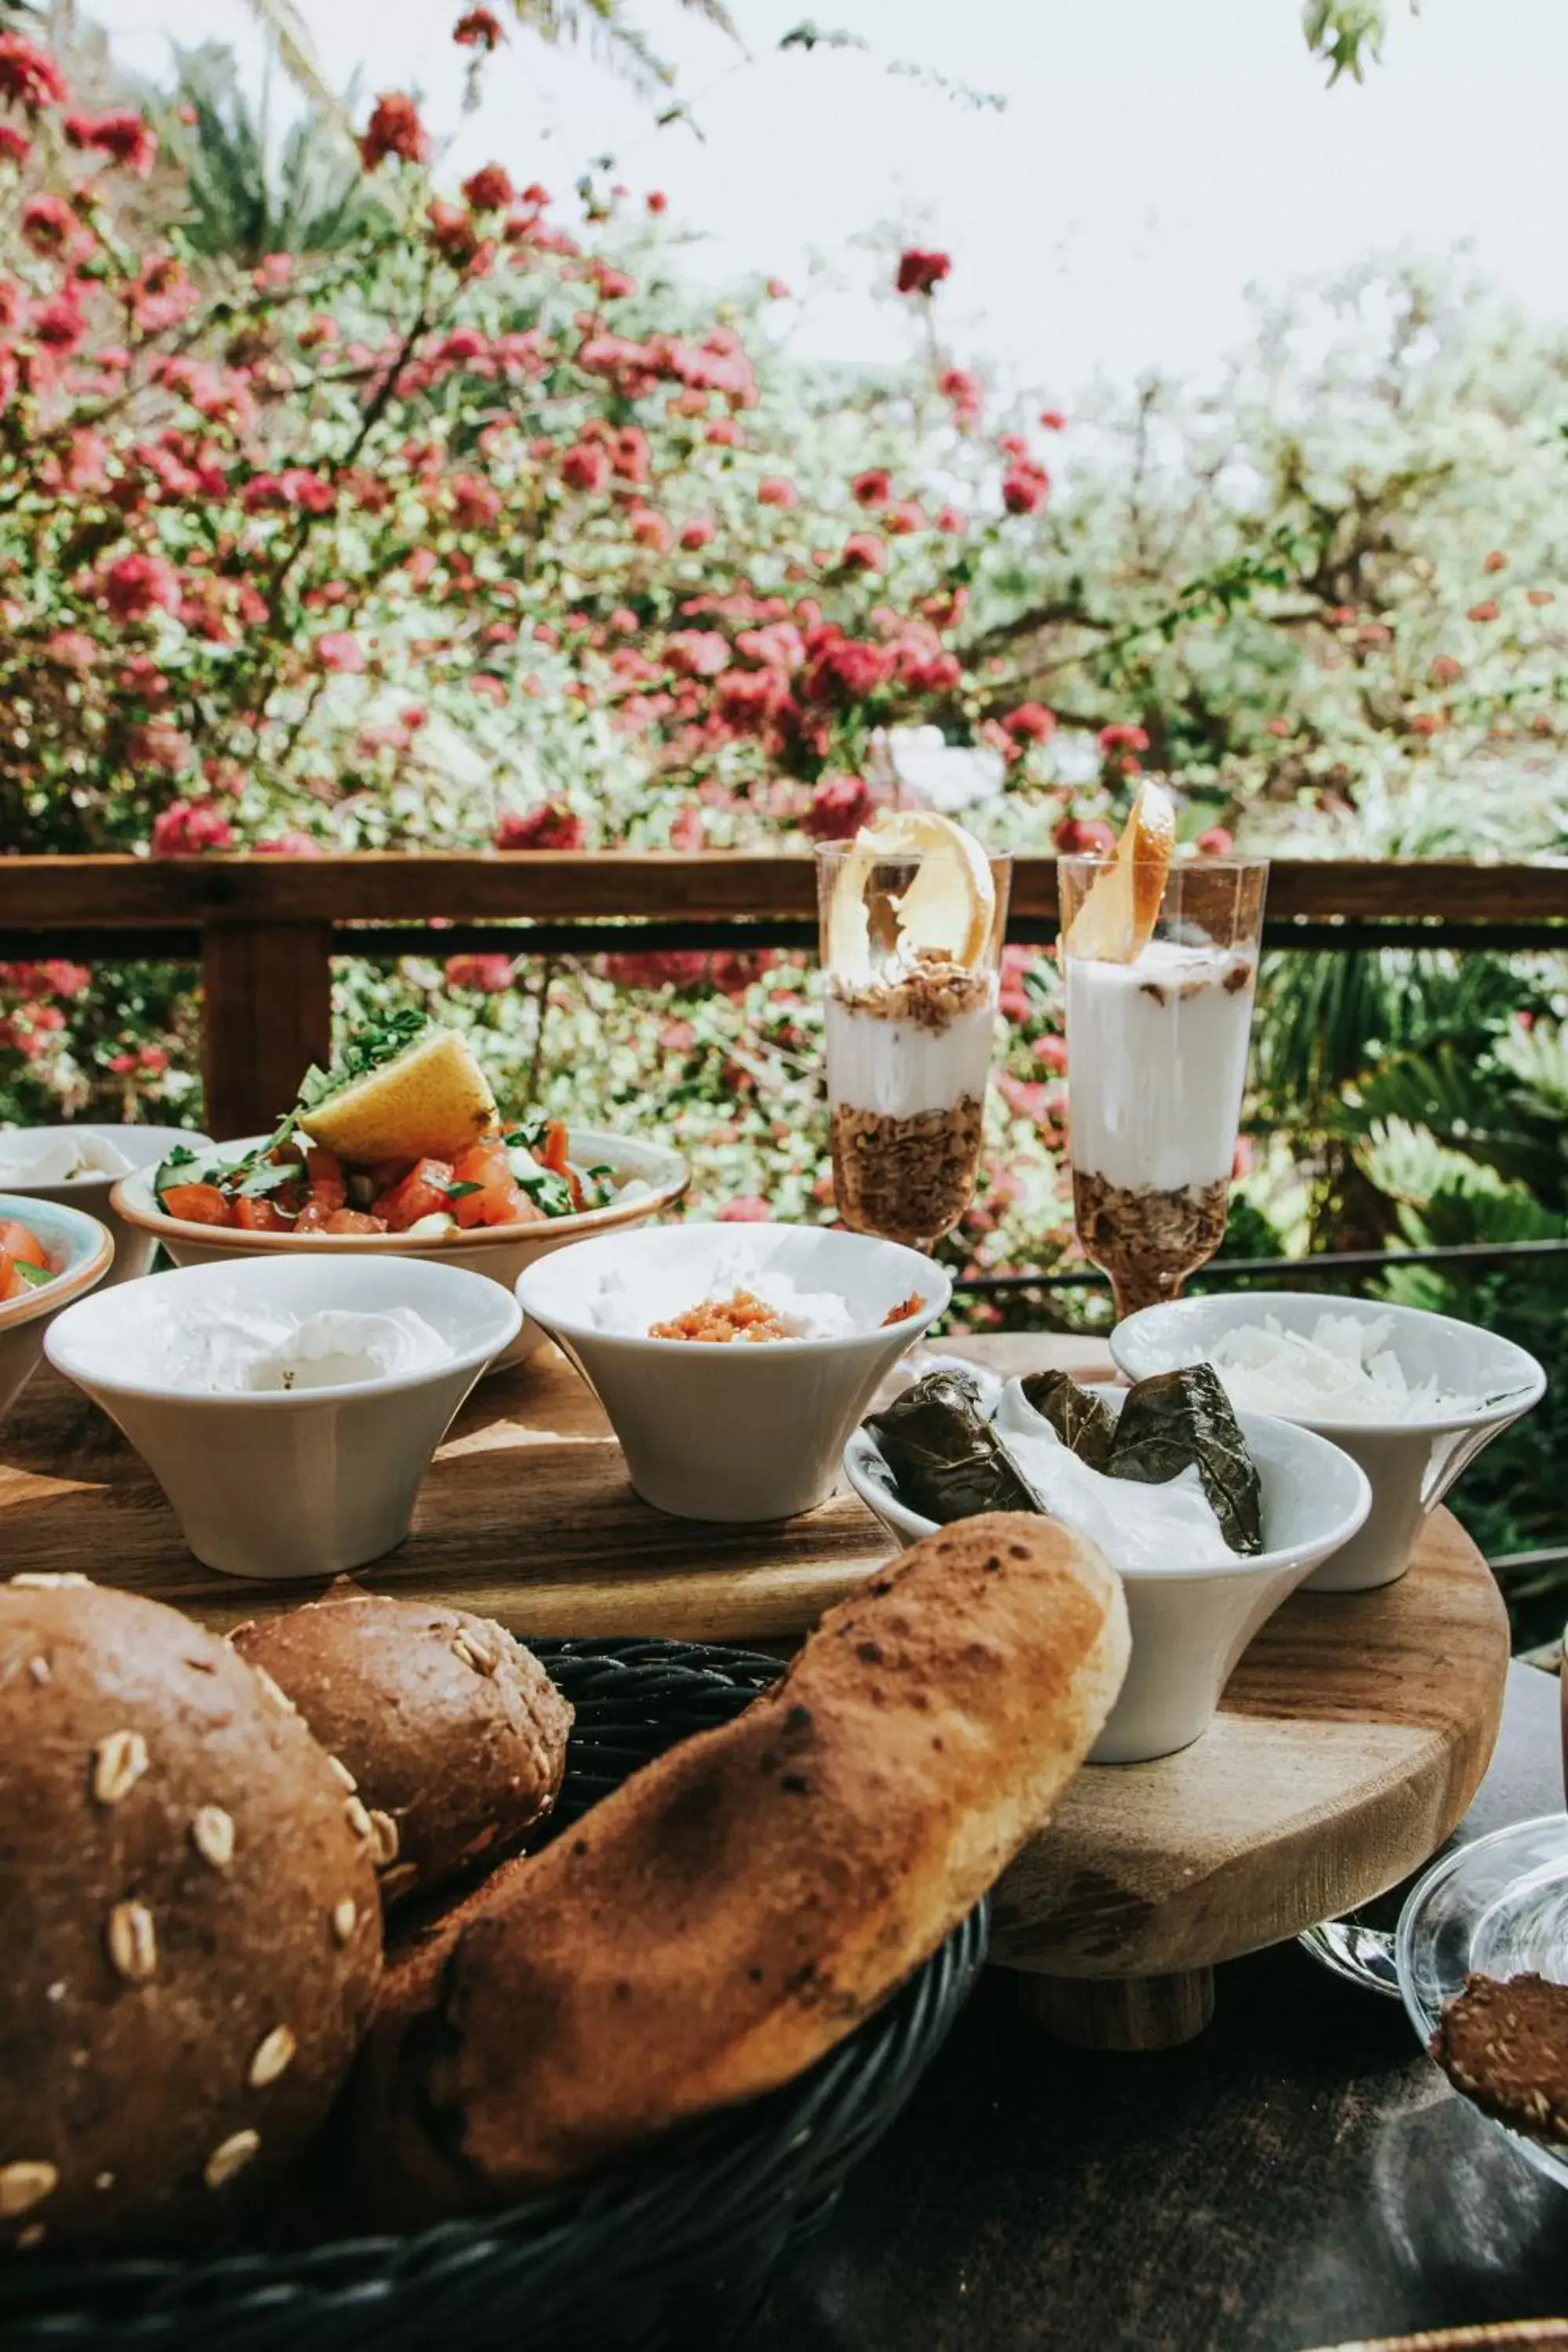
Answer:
[462,162,514,212]
[494,803,586,851]
[938,366,982,428]
[253,830,322,857]
[315,630,367,673]
[895,247,950,296]
[840,532,884,573]
[1429,655,1463,685]
[0,122,30,165]
[1001,702,1056,744]
[804,772,873,840]
[64,109,157,176]
[1053,815,1117,855]
[45,630,96,671]
[358,92,430,172]
[717,1196,771,1223]
[0,33,68,113]
[20,194,80,259]
[852,469,891,507]
[757,475,797,510]
[1001,460,1049,517]
[1467,599,1500,623]
[1195,826,1235,856]
[630,506,671,553]
[561,440,608,492]
[445,953,515,993]
[1038,408,1067,430]
[151,799,234,856]
[453,5,504,46]
[884,500,926,535]
[1098,722,1150,753]
[646,189,667,214]
[679,517,715,551]
[98,551,182,622]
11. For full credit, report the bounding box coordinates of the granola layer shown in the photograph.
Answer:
[828,948,996,1034]
[832,1096,984,1247]
[1073,1167,1229,1316]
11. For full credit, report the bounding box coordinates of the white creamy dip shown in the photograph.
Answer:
[825,993,997,1119]
[1206,1312,1476,1424]
[990,1377,1241,1570]
[0,1131,135,1185]
[593,1254,858,1341]
[134,1301,454,1393]
[1065,939,1254,1192]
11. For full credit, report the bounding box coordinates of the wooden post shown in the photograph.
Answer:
[201,921,334,1138]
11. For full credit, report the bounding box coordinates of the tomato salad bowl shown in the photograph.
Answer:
[0,1192,116,1424]
[111,1127,689,1368]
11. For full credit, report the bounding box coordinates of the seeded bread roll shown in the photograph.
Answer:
[339,1512,1128,2216]
[0,1575,381,2251]
[233,1598,572,1906]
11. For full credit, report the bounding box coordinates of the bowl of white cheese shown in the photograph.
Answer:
[45,1253,521,1580]
[1111,1291,1546,1592]
[845,1366,1370,1762]
[517,1221,951,1523]
[0,1125,211,1287]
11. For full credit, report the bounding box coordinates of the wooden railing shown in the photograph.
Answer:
[3,855,1566,1138]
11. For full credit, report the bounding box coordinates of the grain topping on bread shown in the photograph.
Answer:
[233,1596,571,1905]
[340,1512,1128,2213]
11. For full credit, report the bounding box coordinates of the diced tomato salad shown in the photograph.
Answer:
[0,1217,56,1303]
[154,1121,600,1236]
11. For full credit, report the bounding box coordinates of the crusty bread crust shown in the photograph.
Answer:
[0,1577,382,2249]
[234,1599,572,1906]
[340,1513,1128,2212]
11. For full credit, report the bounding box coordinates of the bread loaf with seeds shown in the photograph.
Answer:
[0,1576,381,2250]
[339,1511,1129,2213]
[234,1596,572,1905]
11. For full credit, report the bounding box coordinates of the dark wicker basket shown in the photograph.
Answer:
[0,1638,986,2352]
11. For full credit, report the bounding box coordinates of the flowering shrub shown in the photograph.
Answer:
[1,24,1565,1348]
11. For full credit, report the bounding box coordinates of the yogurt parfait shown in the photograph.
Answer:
[1060,788,1266,1316]
[817,812,1011,1249]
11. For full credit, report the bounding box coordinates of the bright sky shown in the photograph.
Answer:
[89,0,1568,400]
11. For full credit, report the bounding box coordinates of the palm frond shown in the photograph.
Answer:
[235,0,351,134]
[170,42,382,267]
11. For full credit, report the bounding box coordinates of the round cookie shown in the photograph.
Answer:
[0,1574,381,2250]
[233,1597,572,1906]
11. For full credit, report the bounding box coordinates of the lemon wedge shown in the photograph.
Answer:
[1063,781,1175,964]
[301,1027,498,1163]
[827,809,996,977]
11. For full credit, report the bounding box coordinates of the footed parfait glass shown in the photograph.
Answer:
[1059,855,1268,1321]
[816,844,1012,1254]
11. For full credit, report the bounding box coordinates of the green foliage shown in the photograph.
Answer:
[169,44,385,263]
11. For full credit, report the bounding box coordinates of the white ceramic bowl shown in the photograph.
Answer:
[517,1221,952,1523]
[844,1381,1371,1763]
[0,1124,212,1286]
[1110,1291,1546,1592]
[45,1254,521,1581]
[110,1126,688,1369]
[0,1194,114,1425]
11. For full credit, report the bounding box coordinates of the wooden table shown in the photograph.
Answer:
[751,1663,1568,2352]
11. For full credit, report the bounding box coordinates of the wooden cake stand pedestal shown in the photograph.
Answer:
[992,1509,1510,2049]
[2,1336,1508,2053]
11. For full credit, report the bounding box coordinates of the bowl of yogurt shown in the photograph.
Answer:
[517,1221,951,1523]
[0,1193,116,1426]
[0,1125,210,1287]
[844,1365,1370,1762]
[1111,1291,1546,1592]
[45,1254,521,1581]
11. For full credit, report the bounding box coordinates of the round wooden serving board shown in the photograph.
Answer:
[0,1334,1509,2049]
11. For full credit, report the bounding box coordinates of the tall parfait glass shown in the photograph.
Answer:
[1059,850,1268,1322]
[816,829,1012,1253]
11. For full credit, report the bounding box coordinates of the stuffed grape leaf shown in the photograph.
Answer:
[1106,1364,1264,1555]
[1018,1368,1118,1471]
[866,1371,1045,1525]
